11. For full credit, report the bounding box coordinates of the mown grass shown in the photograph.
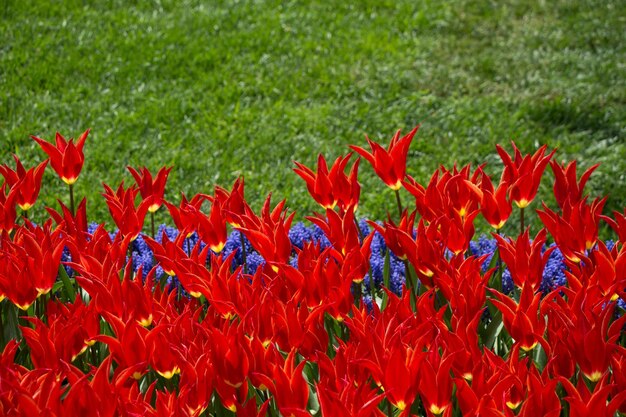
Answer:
[1,0,624,234]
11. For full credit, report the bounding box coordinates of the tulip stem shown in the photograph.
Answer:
[354,217,375,297]
[520,207,525,234]
[69,183,75,216]
[239,230,247,274]
[0,301,5,349]
[150,211,156,239]
[394,189,403,218]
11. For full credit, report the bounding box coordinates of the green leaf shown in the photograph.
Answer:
[4,302,21,342]
[58,265,76,301]
[484,308,503,350]
[382,250,391,310]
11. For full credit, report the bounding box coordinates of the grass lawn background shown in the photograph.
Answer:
[1,0,624,234]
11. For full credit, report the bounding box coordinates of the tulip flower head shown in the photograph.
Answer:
[350,126,419,190]
[32,129,90,185]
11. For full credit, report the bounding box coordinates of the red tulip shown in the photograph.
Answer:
[517,369,561,417]
[0,221,65,310]
[404,165,482,223]
[488,284,548,353]
[307,207,360,257]
[550,160,599,208]
[102,182,151,241]
[31,129,89,185]
[253,349,310,417]
[494,228,555,290]
[193,198,227,253]
[537,197,606,263]
[559,376,626,417]
[601,207,626,245]
[95,314,150,379]
[47,197,89,248]
[367,210,416,260]
[128,166,172,213]
[212,177,250,226]
[234,195,295,270]
[419,352,455,417]
[0,155,48,211]
[0,183,18,233]
[294,153,360,211]
[145,325,183,379]
[496,142,555,208]
[465,170,512,230]
[350,126,419,190]
[164,192,205,236]
[211,326,250,412]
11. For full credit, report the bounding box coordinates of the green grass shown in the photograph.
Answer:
[1,0,624,232]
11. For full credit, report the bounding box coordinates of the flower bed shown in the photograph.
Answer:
[0,127,625,416]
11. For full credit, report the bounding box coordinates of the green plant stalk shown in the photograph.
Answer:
[394,188,403,218]
[0,301,5,349]
[403,259,418,309]
[393,188,418,304]
[520,206,525,234]
[354,217,375,298]
[239,230,247,274]
[151,211,156,239]
[354,282,362,308]
[69,183,75,216]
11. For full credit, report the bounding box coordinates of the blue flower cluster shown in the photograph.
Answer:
[59,221,613,303]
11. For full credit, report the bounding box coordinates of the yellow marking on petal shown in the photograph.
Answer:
[187,405,207,417]
[430,404,447,415]
[610,293,619,301]
[271,265,279,273]
[157,367,180,379]
[224,379,243,389]
[189,291,202,298]
[19,203,33,211]
[462,372,473,381]
[520,341,538,352]
[492,220,507,230]
[133,371,143,380]
[395,400,406,411]
[515,199,530,208]
[211,241,225,253]
[72,345,89,361]
[565,255,581,263]
[506,401,521,410]
[148,204,161,213]
[138,314,153,327]
[584,370,603,382]
[420,268,434,278]
[62,177,78,185]
[16,302,33,311]
[226,403,237,413]
[389,181,402,191]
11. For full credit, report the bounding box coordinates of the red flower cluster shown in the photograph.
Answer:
[0,127,624,417]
